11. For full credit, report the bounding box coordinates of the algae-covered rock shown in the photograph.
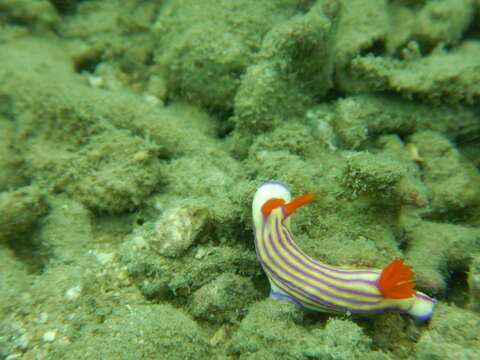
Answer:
[0,246,32,314]
[415,303,480,360]
[227,299,318,359]
[0,0,59,31]
[158,153,245,225]
[351,41,480,104]
[59,131,163,214]
[467,255,480,312]
[322,318,388,360]
[233,2,335,133]
[335,0,477,101]
[154,0,308,109]
[189,273,259,323]
[388,0,475,52]
[122,230,259,300]
[335,0,389,90]
[0,118,26,191]
[156,245,256,297]
[405,220,480,293]
[332,94,480,150]
[38,196,94,265]
[56,0,158,88]
[410,131,480,214]
[0,186,47,241]
[341,141,430,206]
[50,304,209,360]
[0,39,165,214]
[341,151,407,201]
[227,299,387,360]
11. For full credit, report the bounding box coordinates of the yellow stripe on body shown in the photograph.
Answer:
[267,272,342,313]
[252,181,436,320]
[259,208,403,313]
[256,227,325,310]
[274,214,382,297]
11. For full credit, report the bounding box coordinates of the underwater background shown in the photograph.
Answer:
[0,0,479,359]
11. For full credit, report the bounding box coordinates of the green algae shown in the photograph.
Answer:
[0,0,480,359]
[154,0,314,109]
[48,304,210,360]
[227,299,388,360]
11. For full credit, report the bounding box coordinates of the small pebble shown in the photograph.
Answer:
[150,205,208,257]
[42,330,57,342]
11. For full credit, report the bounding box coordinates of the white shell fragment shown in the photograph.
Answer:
[42,330,57,343]
[151,205,208,257]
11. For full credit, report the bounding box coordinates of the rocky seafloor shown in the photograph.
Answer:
[0,0,479,359]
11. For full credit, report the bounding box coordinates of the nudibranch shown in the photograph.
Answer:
[252,181,436,321]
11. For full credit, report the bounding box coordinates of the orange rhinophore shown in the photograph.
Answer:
[378,258,416,299]
[261,198,286,216]
[284,194,316,217]
[261,194,315,217]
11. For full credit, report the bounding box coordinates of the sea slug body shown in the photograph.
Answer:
[252,181,437,321]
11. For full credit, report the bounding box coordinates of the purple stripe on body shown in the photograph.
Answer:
[411,313,433,322]
[256,231,319,309]
[257,222,377,311]
[265,232,381,307]
[415,293,437,304]
[259,181,290,191]
[254,194,436,319]
[283,225,380,275]
[269,277,338,313]
[269,289,304,308]
[260,236,353,311]
[262,260,348,311]
[275,219,381,293]
[263,259,404,315]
